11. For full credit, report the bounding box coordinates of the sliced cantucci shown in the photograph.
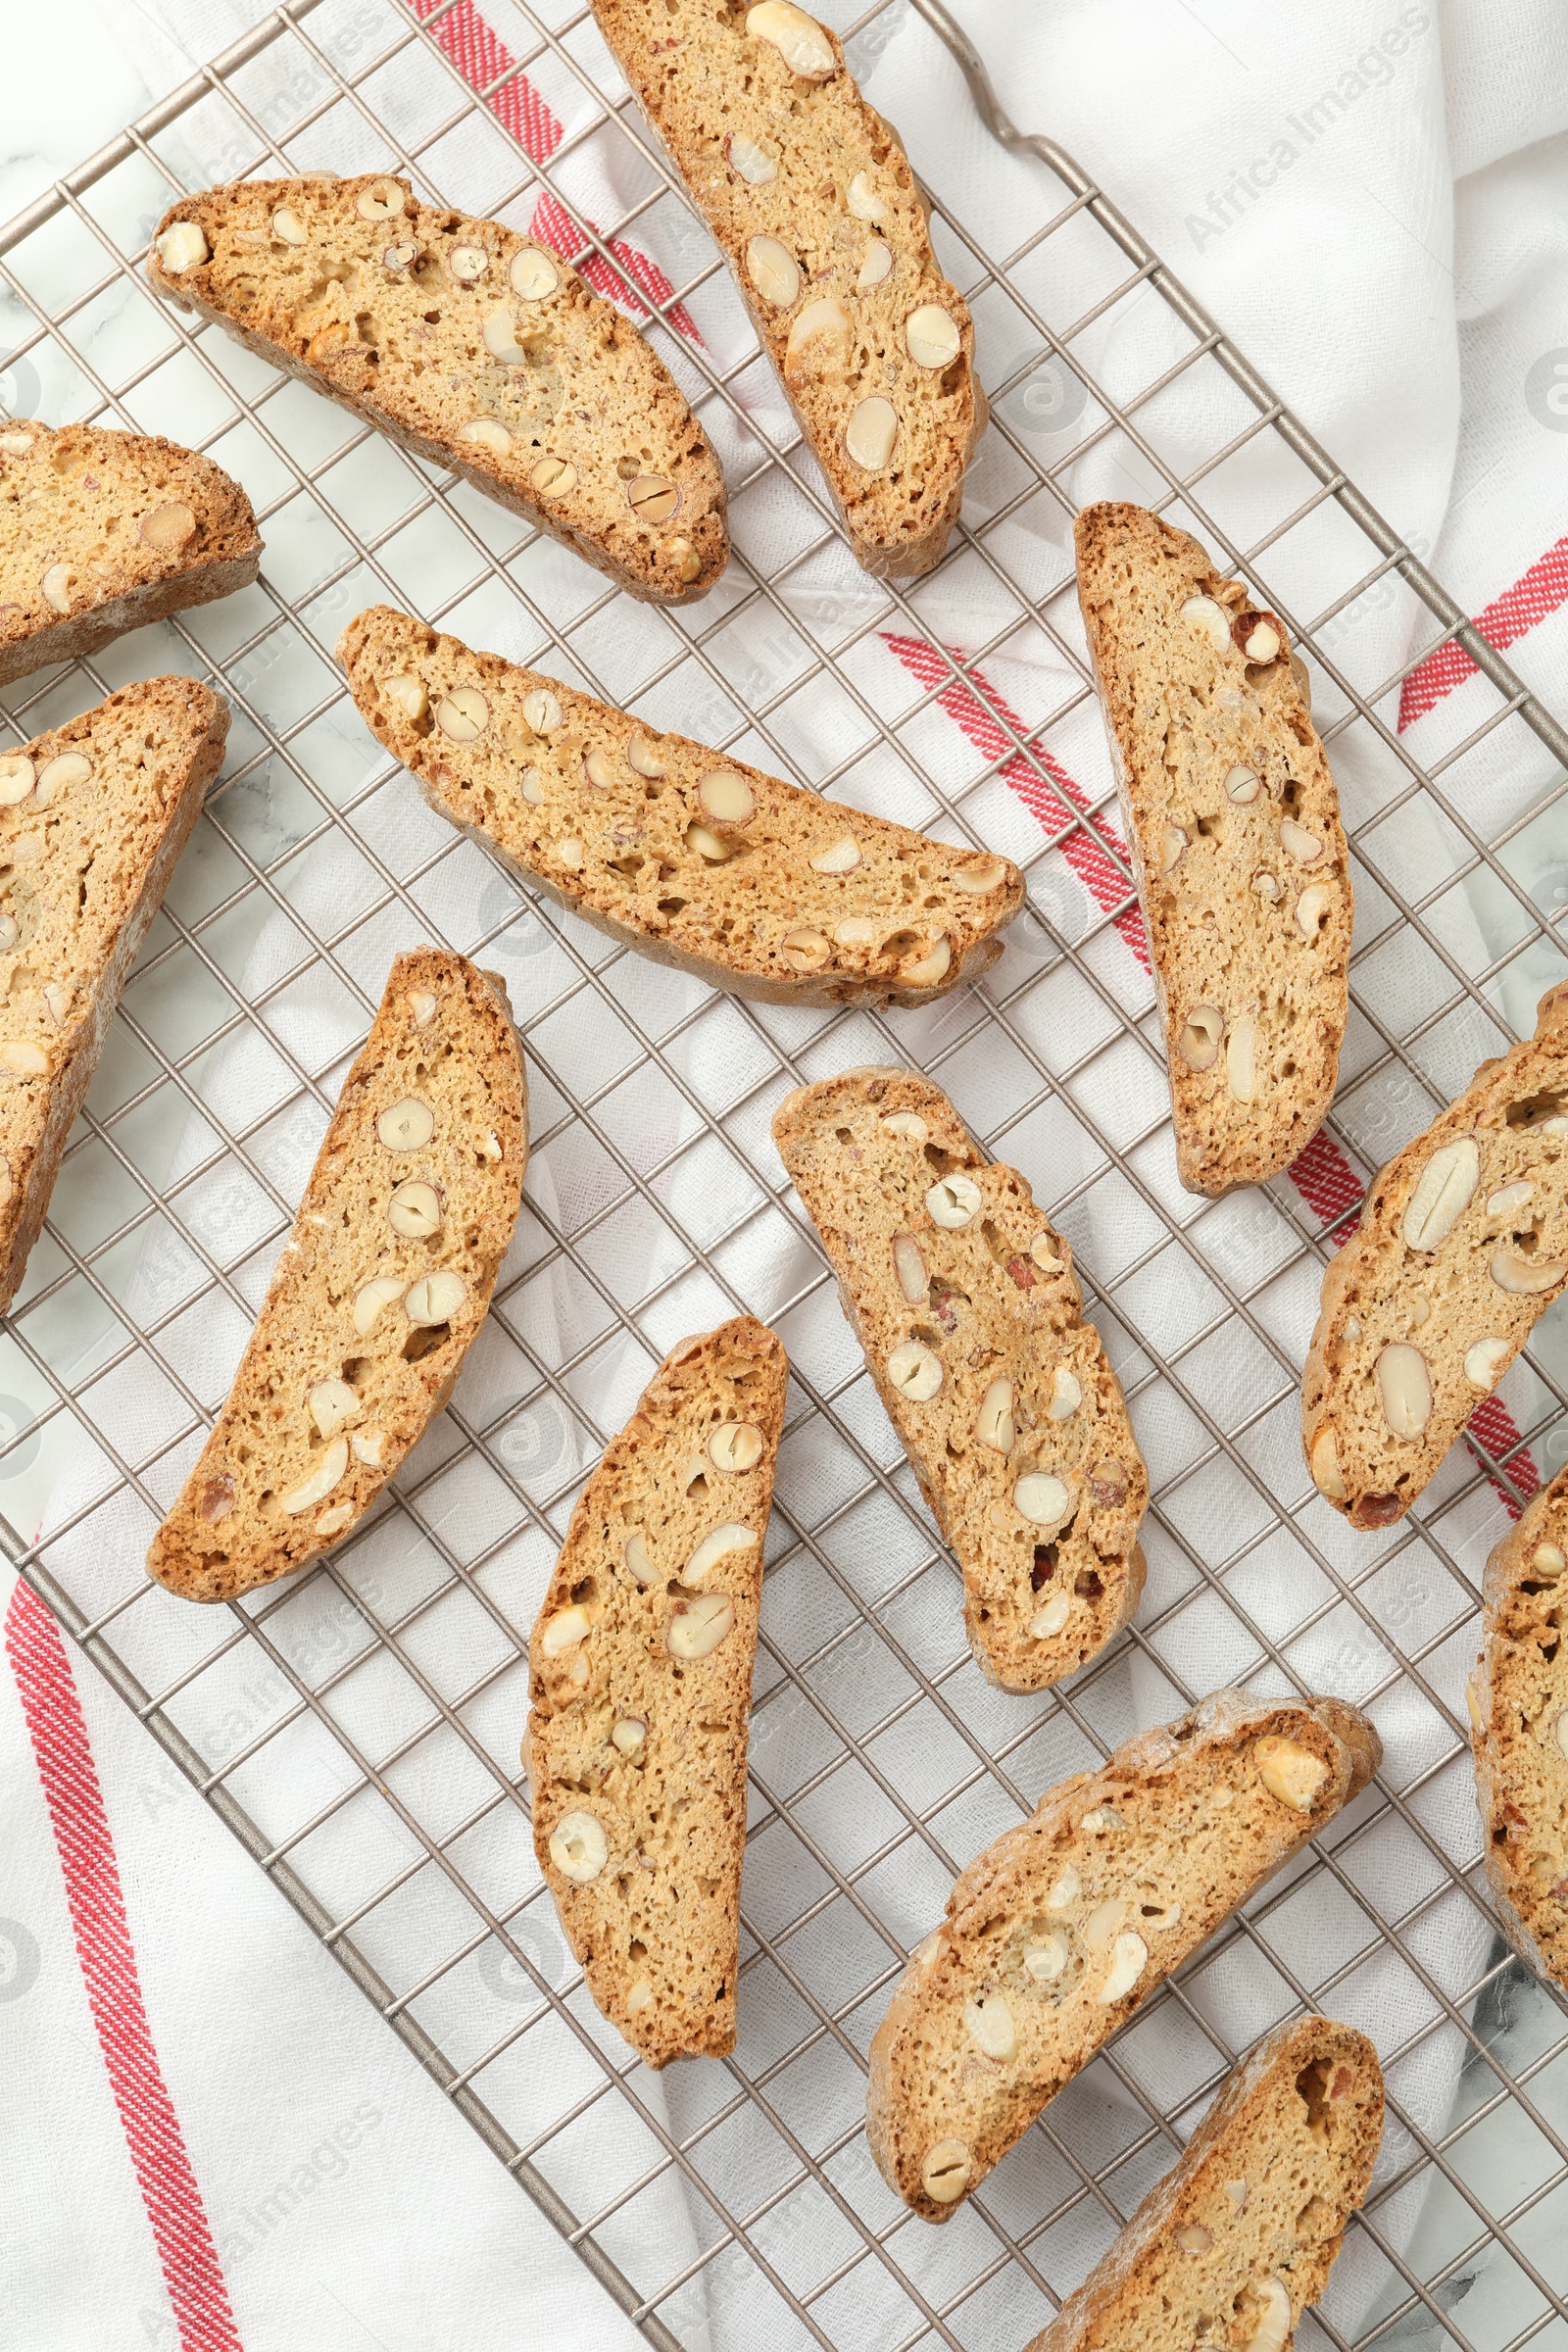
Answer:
[0,679,229,1315]
[0,419,259,688]
[527,1318,788,2068]
[866,1690,1380,2220]
[1074,503,1351,1195]
[1303,981,1568,1529]
[771,1065,1148,1691]
[148,173,727,604]
[147,951,527,1601]
[1017,2013,1383,2352]
[338,607,1023,1007]
[1471,1464,1568,1992]
[590,0,983,578]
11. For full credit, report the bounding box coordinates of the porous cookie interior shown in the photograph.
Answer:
[773,1068,1145,1688]
[1076,504,1349,1193]
[152,175,725,600]
[149,954,525,1601]
[883,1707,1348,2212]
[527,1320,788,2067]
[0,421,256,649]
[1032,2021,1383,2352]
[339,607,1020,1000]
[1306,1004,1568,1526]
[596,0,981,574]
[0,687,214,1228]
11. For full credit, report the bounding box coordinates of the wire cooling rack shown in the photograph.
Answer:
[5,0,1568,2344]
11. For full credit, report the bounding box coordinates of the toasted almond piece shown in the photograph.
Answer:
[447,241,489,284]
[1403,1137,1480,1250]
[963,1988,1016,2062]
[1226,1011,1258,1105]
[140,502,197,552]
[666,1592,736,1658]
[388,1179,443,1238]
[509,247,560,299]
[612,1715,646,1755]
[626,472,679,525]
[1225,763,1261,803]
[835,916,875,947]
[270,206,308,244]
[857,241,893,292]
[881,1111,927,1140]
[726,130,778,184]
[1297,881,1334,938]
[0,1041,48,1076]
[583,749,615,789]
[953,854,1008,894]
[844,395,898,471]
[353,1274,406,1336]
[1280,818,1324,864]
[1491,1248,1567,1295]
[1048,1367,1082,1419]
[157,220,210,271]
[0,756,35,805]
[906,304,960,369]
[436,686,488,742]
[384,673,428,722]
[523,688,562,735]
[786,297,853,375]
[892,1233,927,1301]
[900,936,951,987]
[40,564,72,614]
[281,1435,349,1514]
[709,1422,763,1473]
[699,768,756,824]
[1465,1335,1509,1389]
[976,1379,1014,1452]
[847,169,890,222]
[404,1269,466,1325]
[683,1522,758,1587]
[376,1096,434,1150]
[745,1,837,79]
[1377,1341,1432,1437]
[686,822,730,862]
[627,733,666,778]
[1180,594,1231,652]
[541,1602,592,1656]
[888,1340,943,1401]
[308,1378,362,1438]
[549,1809,608,1883]
[458,417,512,455]
[1014,1472,1069,1529]
[1030,1591,1072,1638]
[810,836,861,874]
[1096,1930,1148,2002]
[926,1171,982,1229]
[747,234,802,307]
[1178,1004,1223,1069]
[919,2138,971,2205]
[1309,1422,1347,1498]
[779,928,830,971]
[530,455,576,498]
[1488,1180,1537,1221]
[1253,1734,1329,1812]
[355,180,407,221]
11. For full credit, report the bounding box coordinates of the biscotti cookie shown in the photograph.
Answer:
[149,175,726,605]
[0,420,260,686]
[147,951,526,1602]
[866,1688,1380,2219]
[526,1317,787,2066]
[771,1066,1146,1690]
[1075,502,1351,1196]
[1469,1465,1568,1987]
[1303,981,1568,1530]
[0,678,227,1316]
[338,608,1021,1006]
[1025,2013,1383,2352]
[593,0,984,579]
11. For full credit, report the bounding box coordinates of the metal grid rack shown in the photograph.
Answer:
[5,0,1568,2344]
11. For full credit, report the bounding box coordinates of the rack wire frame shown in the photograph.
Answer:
[3,0,1567,2345]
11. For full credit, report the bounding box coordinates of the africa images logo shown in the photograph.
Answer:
[1186,8,1431,253]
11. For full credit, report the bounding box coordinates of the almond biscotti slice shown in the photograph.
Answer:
[593,0,984,579]
[0,678,227,1315]
[1075,502,1351,1196]
[1469,1465,1568,1986]
[149,174,726,605]
[147,951,526,1602]
[526,1317,788,2066]
[771,1066,1146,1690]
[338,607,1021,1006]
[1025,2013,1383,2352]
[866,1689,1380,2220]
[1303,982,1568,1531]
[0,419,260,686]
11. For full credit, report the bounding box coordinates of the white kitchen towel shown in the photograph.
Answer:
[2,0,1566,2346]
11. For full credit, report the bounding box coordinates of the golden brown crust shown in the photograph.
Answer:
[147,951,527,1601]
[0,678,228,1315]
[592,0,983,579]
[866,1689,1381,2219]
[527,1318,788,2066]
[0,419,260,686]
[1472,1465,1568,1984]
[148,174,726,606]
[771,1064,1146,1688]
[337,608,1022,1006]
[1302,982,1568,1528]
[1026,2015,1383,2349]
[1074,502,1350,1196]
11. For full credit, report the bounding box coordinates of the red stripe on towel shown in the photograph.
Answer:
[5,1582,244,2349]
